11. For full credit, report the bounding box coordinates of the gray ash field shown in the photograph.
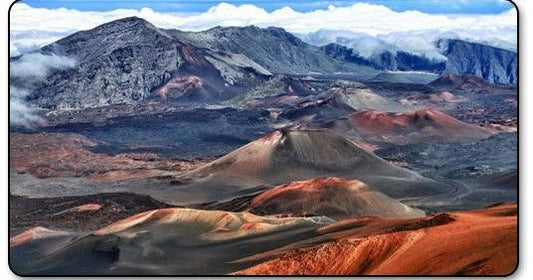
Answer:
[44,107,275,159]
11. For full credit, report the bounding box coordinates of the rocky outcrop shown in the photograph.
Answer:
[28,17,183,109]
[15,18,272,110]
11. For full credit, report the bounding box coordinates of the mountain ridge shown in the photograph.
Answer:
[11,16,517,112]
[14,17,378,110]
[320,39,516,84]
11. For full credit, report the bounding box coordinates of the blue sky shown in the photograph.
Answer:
[18,0,516,14]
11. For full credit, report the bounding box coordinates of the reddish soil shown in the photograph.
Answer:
[480,123,518,133]
[65,203,102,212]
[351,138,379,153]
[10,132,207,180]
[234,203,517,276]
[10,193,171,232]
[429,74,491,91]
[349,108,492,141]
[9,227,71,247]
[156,75,203,99]
[248,177,424,219]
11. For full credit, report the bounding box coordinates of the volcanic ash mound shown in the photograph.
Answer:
[183,129,450,198]
[248,177,425,220]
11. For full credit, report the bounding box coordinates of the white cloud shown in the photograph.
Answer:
[299,30,399,59]
[377,32,449,60]
[10,87,46,128]
[10,53,76,79]
[9,2,517,56]
[10,29,75,56]
[10,53,76,128]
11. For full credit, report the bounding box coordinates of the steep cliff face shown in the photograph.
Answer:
[321,39,517,84]
[15,18,273,110]
[321,43,445,73]
[440,39,517,84]
[27,17,183,110]
[171,26,378,76]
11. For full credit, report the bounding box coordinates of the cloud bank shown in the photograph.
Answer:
[10,53,76,128]
[10,2,517,57]
[10,87,46,128]
[10,53,76,79]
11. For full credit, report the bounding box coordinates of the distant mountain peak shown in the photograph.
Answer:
[83,16,162,34]
[42,16,174,58]
[439,39,517,84]
[91,16,171,38]
[437,38,515,53]
[108,16,150,25]
[202,25,301,43]
[172,24,377,75]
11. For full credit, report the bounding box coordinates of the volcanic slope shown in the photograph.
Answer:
[171,25,378,76]
[11,203,516,275]
[234,203,517,276]
[349,108,493,143]
[10,208,332,275]
[247,177,425,220]
[18,17,272,109]
[181,129,452,199]
[16,17,380,110]
[278,84,403,127]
